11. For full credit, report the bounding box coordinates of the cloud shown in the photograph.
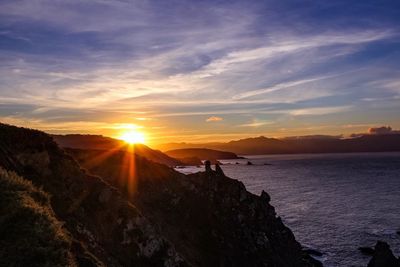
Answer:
[206,116,223,122]
[287,106,352,116]
[0,0,399,141]
[368,126,400,135]
[349,126,400,137]
[282,135,342,140]
[238,119,273,127]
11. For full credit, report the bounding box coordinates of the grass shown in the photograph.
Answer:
[0,167,76,267]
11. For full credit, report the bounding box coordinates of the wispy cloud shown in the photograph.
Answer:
[238,119,274,128]
[0,1,399,141]
[206,116,223,122]
[287,106,352,116]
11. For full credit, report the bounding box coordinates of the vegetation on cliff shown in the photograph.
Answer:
[0,123,321,266]
[0,167,76,267]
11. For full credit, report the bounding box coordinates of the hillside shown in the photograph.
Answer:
[0,123,186,266]
[158,135,400,155]
[0,167,77,267]
[0,123,321,267]
[165,148,241,164]
[53,134,183,167]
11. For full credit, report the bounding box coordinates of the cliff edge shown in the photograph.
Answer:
[0,123,321,267]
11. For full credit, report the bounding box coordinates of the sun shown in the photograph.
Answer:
[118,130,146,144]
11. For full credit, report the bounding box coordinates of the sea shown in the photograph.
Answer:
[176,152,400,267]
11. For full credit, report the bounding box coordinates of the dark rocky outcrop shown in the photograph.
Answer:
[0,123,321,267]
[359,246,375,256]
[204,160,212,173]
[260,190,271,203]
[367,241,400,267]
[69,148,322,267]
[215,163,225,176]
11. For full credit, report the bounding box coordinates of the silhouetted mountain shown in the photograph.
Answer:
[53,134,183,167]
[53,134,122,150]
[158,134,400,155]
[165,148,242,164]
[0,123,321,267]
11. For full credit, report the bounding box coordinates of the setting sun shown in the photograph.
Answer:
[118,130,146,144]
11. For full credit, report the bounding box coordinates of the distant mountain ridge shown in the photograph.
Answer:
[53,134,183,167]
[165,148,242,164]
[157,134,400,155]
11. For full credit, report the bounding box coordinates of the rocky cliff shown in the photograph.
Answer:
[66,141,321,266]
[368,241,400,267]
[0,123,186,267]
[0,123,321,267]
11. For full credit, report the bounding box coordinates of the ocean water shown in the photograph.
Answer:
[177,152,400,267]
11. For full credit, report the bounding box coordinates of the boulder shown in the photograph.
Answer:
[205,160,212,172]
[215,163,225,176]
[260,190,271,203]
[367,241,400,267]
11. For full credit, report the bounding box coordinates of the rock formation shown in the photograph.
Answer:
[204,160,212,173]
[359,246,375,256]
[68,147,322,267]
[367,241,400,267]
[215,163,225,176]
[0,123,321,267]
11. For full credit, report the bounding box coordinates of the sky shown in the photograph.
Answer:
[1,0,400,145]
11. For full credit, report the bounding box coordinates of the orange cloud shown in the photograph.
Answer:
[206,116,223,122]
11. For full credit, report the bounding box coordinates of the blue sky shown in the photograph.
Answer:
[0,0,400,144]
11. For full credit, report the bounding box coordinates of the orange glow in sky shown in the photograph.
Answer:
[118,129,146,144]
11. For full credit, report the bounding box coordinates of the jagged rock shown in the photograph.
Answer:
[73,149,322,266]
[204,160,212,172]
[247,161,253,165]
[260,190,271,203]
[359,246,375,256]
[215,163,225,176]
[367,241,400,267]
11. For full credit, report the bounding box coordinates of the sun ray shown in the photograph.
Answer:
[118,130,146,144]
